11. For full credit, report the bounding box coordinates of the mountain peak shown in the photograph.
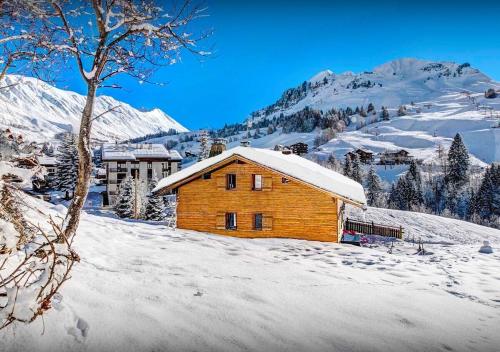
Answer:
[309,70,333,84]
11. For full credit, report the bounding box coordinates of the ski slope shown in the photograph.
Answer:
[0,75,188,142]
[1,193,499,352]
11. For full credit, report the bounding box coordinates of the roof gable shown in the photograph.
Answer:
[154,147,366,206]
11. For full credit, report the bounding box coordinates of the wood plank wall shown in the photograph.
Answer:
[176,159,340,242]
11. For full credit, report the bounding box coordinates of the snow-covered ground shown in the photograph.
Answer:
[0,75,188,142]
[1,194,500,352]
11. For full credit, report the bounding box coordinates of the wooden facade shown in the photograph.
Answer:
[164,155,348,242]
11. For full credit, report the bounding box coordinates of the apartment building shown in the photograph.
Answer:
[101,143,182,205]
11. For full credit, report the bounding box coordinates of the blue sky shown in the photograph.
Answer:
[57,0,500,130]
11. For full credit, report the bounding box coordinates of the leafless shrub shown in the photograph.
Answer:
[0,183,79,330]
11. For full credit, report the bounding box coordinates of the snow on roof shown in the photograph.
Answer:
[37,156,57,165]
[154,146,366,206]
[101,143,182,161]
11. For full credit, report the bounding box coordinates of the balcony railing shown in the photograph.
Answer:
[344,218,404,239]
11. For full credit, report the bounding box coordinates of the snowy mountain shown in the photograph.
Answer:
[245,58,500,165]
[0,75,188,142]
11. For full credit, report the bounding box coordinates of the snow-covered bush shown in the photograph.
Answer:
[0,183,79,329]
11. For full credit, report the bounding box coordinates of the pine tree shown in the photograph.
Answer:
[388,161,424,211]
[327,153,341,172]
[475,164,500,224]
[144,178,166,221]
[446,133,470,187]
[367,103,375,114]
[56,133,79,198]
[359,107,367,118]
[397,105,407,116]
[343,154,353,178]
[365,166,384,207]
[380,106,390,121]
[403,160,423,210]
[351,154,363,184]
[115,176,135,218]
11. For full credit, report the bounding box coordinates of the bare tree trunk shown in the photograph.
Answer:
[63,82,97,238]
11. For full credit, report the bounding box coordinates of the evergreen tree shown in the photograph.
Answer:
[144,178,166,221]
[367,103,375,114]
[56,133,79,198]
[343,154,353,178]
[327,153,341,172]
[397,105,407,116]
[351,154,363,184]
[403,160,424,210]
[115,176,135,218]
[380,106,390,120]
[388,161,424,211]
[359,107,367,118]
[475,164,500,224]
[365,166,384,207]
[445,133,470,187]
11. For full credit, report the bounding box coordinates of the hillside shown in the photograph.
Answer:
[141,59,499,172]
[246,58,500,165]
[0,75,188,142]
[1,193,499,352]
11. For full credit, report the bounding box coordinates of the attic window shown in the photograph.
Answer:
[252,174,262,190]
[203,172,211,180]
[226,174,237,190]
[281,177,290,184]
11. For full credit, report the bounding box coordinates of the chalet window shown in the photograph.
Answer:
[281,177,290,184]
[117,162,126,172]
[203,172,212,180]
[225,212,237,230]
[226,174,236,190]
[253,174,262,190]
[147,162,152,169]
[147,169,153,179]
[254,213,263,230]
[131,169,139,179]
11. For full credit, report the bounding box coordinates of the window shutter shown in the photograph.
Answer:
[263,176,273,191]
[262,215,273,231]
[216,212,225,229]
[216,175,226,190]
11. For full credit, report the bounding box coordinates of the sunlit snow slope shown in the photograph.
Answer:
[0,75,188,142]
[0,194,499,352]
[249,58,500,165]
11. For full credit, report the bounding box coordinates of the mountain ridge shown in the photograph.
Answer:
[249,58,497,122]
[0,74,188,143]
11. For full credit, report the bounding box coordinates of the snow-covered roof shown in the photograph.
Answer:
[154,146,366,206]
[101,143,182,161]
[37,156,57,166]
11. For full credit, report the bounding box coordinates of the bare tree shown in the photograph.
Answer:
[0,1,53,87]
[42,0,209,238]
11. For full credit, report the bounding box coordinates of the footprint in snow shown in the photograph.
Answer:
[67,317,90,342]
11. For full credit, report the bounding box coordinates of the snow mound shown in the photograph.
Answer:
[479,241,494,254]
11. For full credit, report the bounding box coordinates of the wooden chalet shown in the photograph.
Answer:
[379,149,413,165]
[154,146,366,242]
[345,149,374,164]
[289,142,309,156]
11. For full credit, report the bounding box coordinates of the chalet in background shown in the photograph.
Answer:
[379,149,413,165]
[345,149,374,164]
[289,142,309,155]
[154,146,366,242]
[101,143,182,205]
